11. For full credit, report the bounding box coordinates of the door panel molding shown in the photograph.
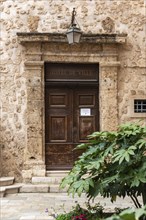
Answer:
[49,116,67,142]
[79,116,95,142]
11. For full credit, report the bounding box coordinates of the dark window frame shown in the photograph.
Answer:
[134,99,146,113]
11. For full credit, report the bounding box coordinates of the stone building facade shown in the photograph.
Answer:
[0,0,146,182]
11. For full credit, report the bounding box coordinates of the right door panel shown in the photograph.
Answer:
[73,88,99,144]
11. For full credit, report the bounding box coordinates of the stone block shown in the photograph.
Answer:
[32,168,46,177]
[27,16,40,32]
[27,126,43,138]
[0,177,14,186]
[5,184,22,194]
[20,184,49,193]
[22,164,46,182]
[27,76,42,87]
[27,87,42,100]
[32,177,63,185]
[46,170,69,177]
[49,185,67,193]
[27,113,42,125]
[27,137,42,156]
[27,100,42,112]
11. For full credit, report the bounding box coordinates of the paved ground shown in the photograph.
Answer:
[1,192,141,220]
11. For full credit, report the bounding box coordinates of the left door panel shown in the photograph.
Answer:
[45,87,73,169]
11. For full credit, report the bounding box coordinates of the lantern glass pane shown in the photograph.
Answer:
[67,32,73,44]
[74,32,82,43]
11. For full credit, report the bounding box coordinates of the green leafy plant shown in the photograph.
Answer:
[55,205,146,220]
[114,207,129,214]
[105,205,146,220]
[56,213,73,220]
[60,122,146,208]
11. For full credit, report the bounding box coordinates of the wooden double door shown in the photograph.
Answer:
[45,86,99,170]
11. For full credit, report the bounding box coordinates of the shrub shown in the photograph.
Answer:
[61,122,146,207]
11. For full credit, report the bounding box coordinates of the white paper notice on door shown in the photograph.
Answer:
[80,108,91,116]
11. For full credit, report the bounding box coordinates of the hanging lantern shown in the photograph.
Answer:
[66,8,82,44]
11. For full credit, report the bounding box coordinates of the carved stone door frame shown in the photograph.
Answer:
[17,33,127,182]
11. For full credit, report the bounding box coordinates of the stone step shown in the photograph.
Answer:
[0,177,14,186]
[20,184,67,193]
[46,170,70,177]
[32,176,64,185]
[49,184,67,193]
[20,184,50,193]
[5,183,23,194]
[0,187,5,198]
[0,183,23,197]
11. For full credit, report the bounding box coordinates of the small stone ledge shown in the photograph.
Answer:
[17,32,127,44]
[100,61,121,67]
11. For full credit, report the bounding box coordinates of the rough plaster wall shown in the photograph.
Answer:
[0,0,146,179]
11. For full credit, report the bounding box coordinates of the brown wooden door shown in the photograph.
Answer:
[45,86,99,170]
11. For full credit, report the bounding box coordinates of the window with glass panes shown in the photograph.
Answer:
[134,99,146,113]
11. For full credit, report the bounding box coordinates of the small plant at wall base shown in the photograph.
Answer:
[55,204,146,220]
[60,122,146,207]
[55,202,105,220]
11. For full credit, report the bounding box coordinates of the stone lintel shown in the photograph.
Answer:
[43,52,118,57]
[17,32,127,44]
[100,61,121,67]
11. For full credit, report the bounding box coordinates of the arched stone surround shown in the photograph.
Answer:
[17,33,127,182]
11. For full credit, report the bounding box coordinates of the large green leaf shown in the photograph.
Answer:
[135,207,146,220]
[119,209,135,220]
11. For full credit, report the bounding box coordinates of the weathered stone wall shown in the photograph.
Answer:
[0,0,145,180]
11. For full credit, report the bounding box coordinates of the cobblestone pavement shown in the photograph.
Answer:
[1,193,141,220]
